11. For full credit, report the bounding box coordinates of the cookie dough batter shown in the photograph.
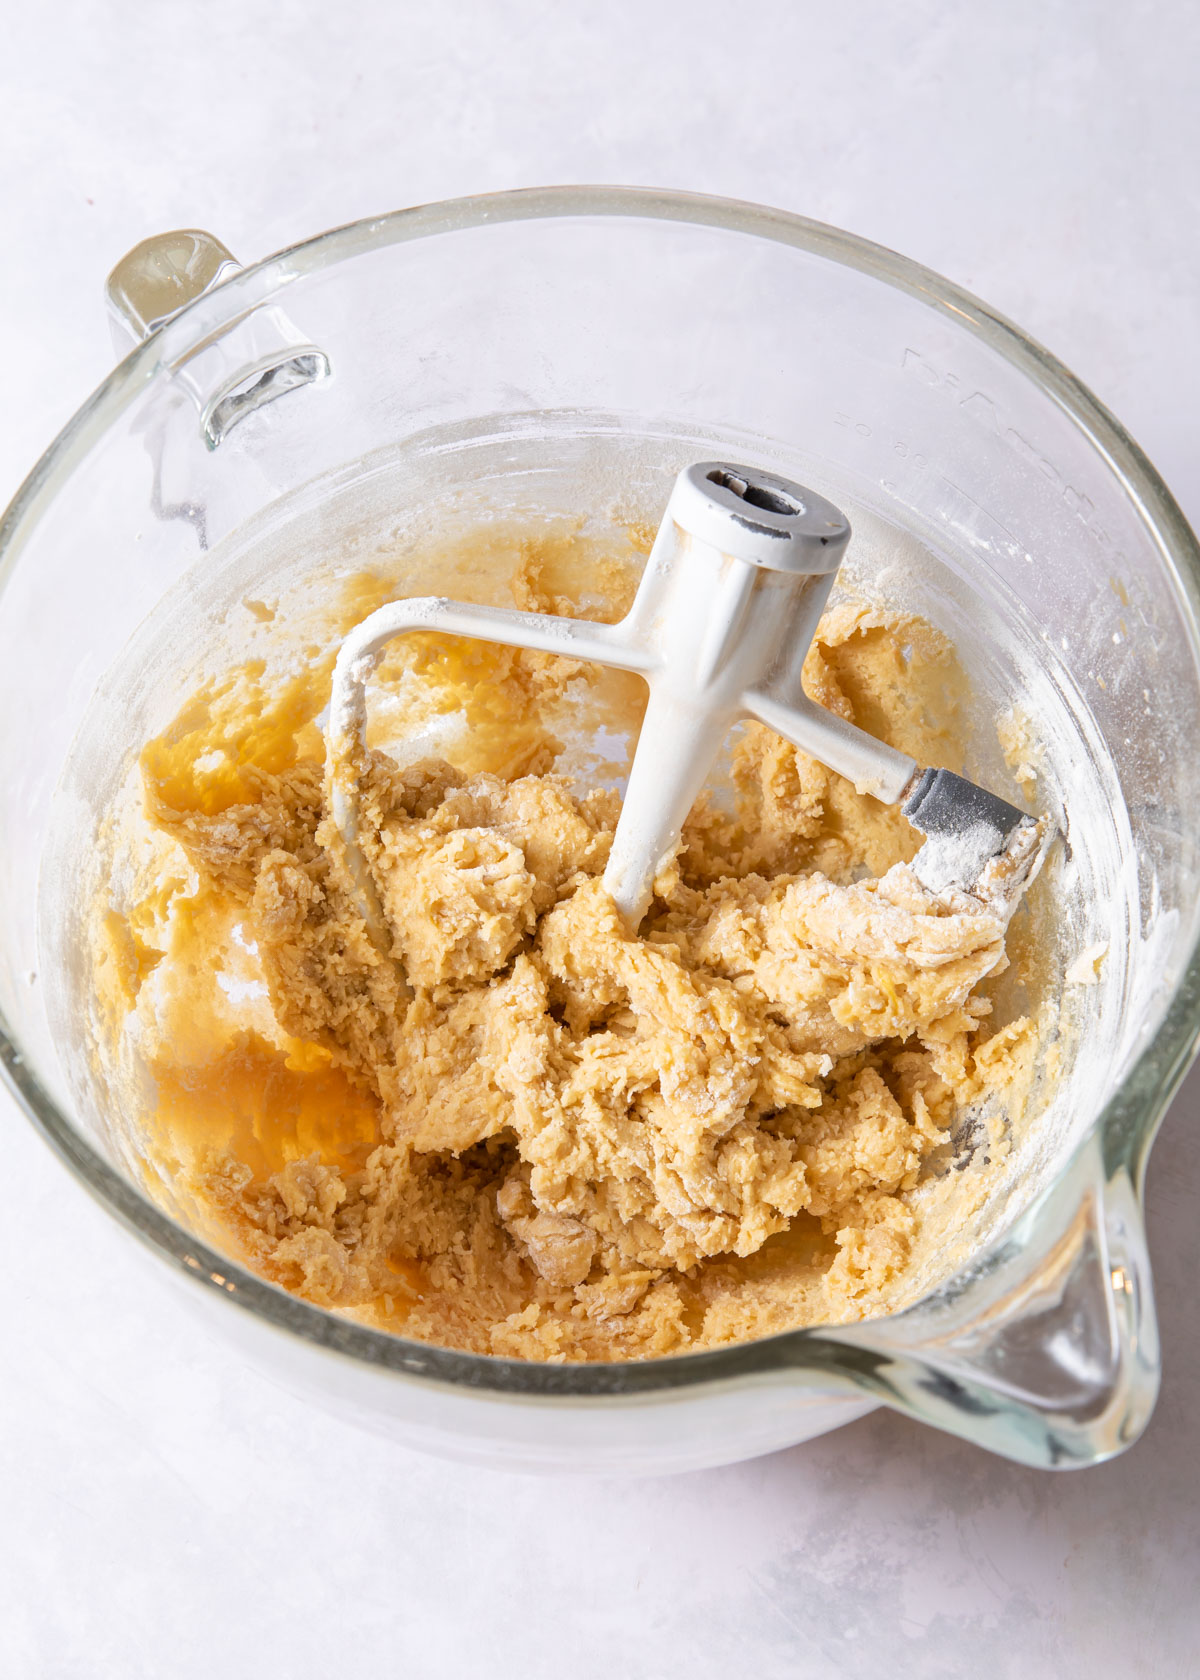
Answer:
[103,524,1041,1361]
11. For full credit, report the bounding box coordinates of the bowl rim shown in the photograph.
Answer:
[3,182,1200,1402]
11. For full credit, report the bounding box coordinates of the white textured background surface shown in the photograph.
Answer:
[2,3,1199,1674]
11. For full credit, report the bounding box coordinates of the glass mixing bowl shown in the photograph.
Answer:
[2,188,1198,1474]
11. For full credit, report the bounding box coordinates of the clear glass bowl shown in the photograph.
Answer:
[2,187,1198,1474]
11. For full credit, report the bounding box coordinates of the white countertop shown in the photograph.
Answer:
[2,2,1198,1673]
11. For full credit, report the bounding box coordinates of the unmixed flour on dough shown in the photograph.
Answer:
[98,524,1043,1361]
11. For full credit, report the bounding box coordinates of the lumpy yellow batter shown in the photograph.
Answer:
[99,522,1042,1361]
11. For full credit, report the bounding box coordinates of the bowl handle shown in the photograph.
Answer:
[824,1129,1158,1467]
[105,229,329,448]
